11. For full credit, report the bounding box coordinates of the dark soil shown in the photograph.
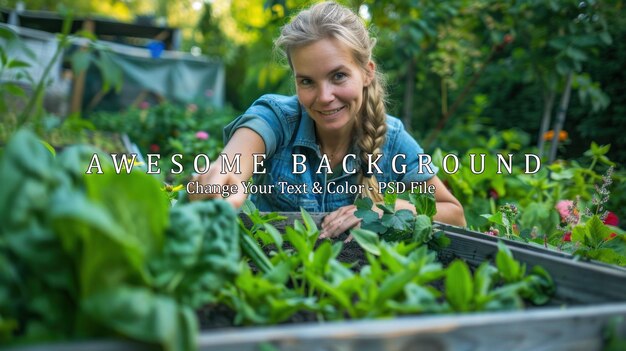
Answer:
[197,303,319,330]
[197,303,237,330]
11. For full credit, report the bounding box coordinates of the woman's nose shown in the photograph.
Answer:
[317,83,335,103]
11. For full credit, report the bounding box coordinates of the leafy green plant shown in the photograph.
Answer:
[0,129,240,350]
[478,148,626,268]
[354,192,444,246]
[90,101,236,182]
[223,196,555,325]
[0,26,33,118]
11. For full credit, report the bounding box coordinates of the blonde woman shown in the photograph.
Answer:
[192,2,466,239]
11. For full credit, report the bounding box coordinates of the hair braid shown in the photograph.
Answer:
[357,73,387,202]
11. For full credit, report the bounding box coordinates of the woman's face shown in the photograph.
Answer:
[290,37,373,135]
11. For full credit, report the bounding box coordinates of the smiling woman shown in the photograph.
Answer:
[191,1,467,237]
[291,37,372,137]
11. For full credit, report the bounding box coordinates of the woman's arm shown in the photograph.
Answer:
[189,127,265,207]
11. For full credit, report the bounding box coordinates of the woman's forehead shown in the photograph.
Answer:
[291,38,358,76]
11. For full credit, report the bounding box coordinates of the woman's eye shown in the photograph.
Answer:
[333,72,347,81]
[299,79,312,86]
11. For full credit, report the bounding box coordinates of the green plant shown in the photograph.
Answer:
[0,129,241,350]
[222,195,555,325]
[90,101,236,182]
[0,26,33,118]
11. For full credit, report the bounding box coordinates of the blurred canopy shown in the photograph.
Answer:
[2,0,625,163]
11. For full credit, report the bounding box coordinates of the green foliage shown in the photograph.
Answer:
[0,26,33,117]
[354,193,438,244]
[90,101,236,181]
[475,150,626,267]
[0,9,131,154]
[150,200,241,308]
[0,129,240,350]
[226,194,555,324]
[0,130,560,345]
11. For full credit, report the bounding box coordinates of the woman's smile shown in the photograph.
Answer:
[316,106,346,117]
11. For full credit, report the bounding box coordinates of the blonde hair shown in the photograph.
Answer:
[275,1,387,201]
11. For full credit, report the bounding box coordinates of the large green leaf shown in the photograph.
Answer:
[412,214,433,244]
[445,260,474,312]
[84,171,168,259]
[312,240,332,274]
[375,266,421,307]
[351,228,381,256]
[409,193,437,218]
[586,215,613,246]
[50,188,148,297]
[496,241,525,283]
[474,262,497,298]
[83,287,196,351]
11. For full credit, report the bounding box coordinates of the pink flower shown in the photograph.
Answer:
[139,101,150,110]
[485,228,499,237]
[187,103,198,113]
[555,200,574,222]
[195,131,209,140]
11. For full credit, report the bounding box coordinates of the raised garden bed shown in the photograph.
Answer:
[10,212,626,351]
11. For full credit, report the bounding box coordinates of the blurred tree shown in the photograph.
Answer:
[367,0,465,134]
[0,0,148,18]
[502,0,612,162]
[362,0,619,159]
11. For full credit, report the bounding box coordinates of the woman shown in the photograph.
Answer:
[191,2,466,239]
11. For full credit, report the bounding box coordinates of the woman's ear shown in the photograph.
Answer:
[364,61,375,87]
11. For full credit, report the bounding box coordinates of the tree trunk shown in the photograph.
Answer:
[548,73,574,164]
[537,90,556,158]
[402,57,416,133]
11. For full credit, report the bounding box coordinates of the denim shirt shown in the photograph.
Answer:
[223,94,438,212]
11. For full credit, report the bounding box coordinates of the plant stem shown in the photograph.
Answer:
[424,44,499,148]
[17,36,68,132]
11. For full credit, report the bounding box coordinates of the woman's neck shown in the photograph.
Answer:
[315,125,354,167]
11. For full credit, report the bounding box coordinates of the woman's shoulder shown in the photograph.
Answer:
[382,114,426,152]
[253,94,302,118]
[384,114,408,135]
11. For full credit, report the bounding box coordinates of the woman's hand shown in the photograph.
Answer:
[319,204,362,242]
[189,168,248,208]
[188,127,266,209]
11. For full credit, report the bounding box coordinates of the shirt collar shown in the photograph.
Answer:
[294,107,318,151]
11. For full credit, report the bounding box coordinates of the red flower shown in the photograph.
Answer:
[150,144,160,152]
[488,188,499,200]
[563,232,571,242]
[603,212,619,226]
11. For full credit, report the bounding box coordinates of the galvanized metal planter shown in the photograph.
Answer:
[9,213,626,351]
